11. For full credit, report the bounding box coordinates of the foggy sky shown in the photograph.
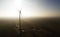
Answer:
[0,0,60,18]
[22,0,60,17]
[0,0,21,17]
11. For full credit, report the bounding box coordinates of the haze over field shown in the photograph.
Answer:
[0,0,60,37]
[0,17,60,37]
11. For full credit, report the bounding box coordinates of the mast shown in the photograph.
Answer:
[19,10,22,37]
[19,10,21,31]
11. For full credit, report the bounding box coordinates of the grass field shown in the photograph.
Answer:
[0,17,60,37]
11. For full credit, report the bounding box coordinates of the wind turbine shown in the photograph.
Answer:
[18,9,24,37]
[18,10,22,37]
[16,10,22,37]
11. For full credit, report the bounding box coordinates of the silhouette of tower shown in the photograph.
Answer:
[19,10,22,37]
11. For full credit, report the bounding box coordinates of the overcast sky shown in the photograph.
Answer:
[0,0,60,18]
[0,0,22,18]
[22,0,60,17]
[23,0,60,12]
